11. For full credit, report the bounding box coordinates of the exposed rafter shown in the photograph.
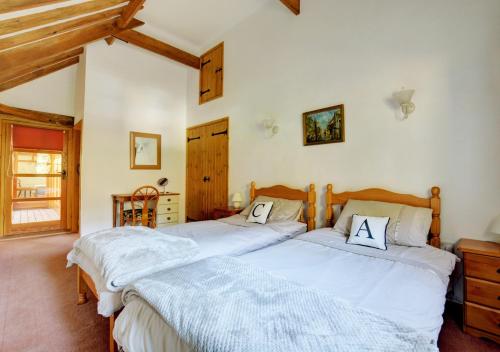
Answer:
[0,103,74,127]
[0,47,83,83]
[280,0,300,15]
[113,29,200,69]
[0,18,143,72]
[0,0,69,14]
[0,8,123,51]
[0,56,79,92]
[0,0,128,36]
[106,0,146,46]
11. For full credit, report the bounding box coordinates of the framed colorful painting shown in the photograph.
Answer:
[302,104,345,146]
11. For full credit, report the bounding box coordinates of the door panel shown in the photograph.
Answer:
[186,118,228,221]
[186,126,205,221]
[204,119,228,217]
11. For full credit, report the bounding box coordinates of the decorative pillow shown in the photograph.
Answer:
[346,215,390,250]
[395,206,433,247]
[246,202,274,224]
[241,196,303,222]
[333,200,403,243]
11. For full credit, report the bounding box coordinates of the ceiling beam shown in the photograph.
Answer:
[0,0,128,36]
[0,18,143,72]
[279,0,300,15]
[106,0,145,46]
[0,7,123,51]
[0,56,79,92]
[0,47,83,83]
[113,30,200,69]
[0,103,74,127]
[0,0,69,14]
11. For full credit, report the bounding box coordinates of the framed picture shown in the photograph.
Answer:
[130,131,161,170]
[303,104,345,146]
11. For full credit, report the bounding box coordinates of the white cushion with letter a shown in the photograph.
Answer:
[346,215,390,250]
[246,202,274,224]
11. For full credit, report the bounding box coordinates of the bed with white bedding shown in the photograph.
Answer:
[68,214,307,317]
[114,229,457,352]
[114,184,457,351]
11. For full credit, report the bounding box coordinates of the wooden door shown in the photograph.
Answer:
[186,118,228,221]
[199,42,224,105]
[2,123,69,235]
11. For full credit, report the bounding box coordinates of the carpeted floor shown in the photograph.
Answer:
[0,234,498,352]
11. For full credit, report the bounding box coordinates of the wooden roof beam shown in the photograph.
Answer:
[0,0,69,14]
[106,0,145,46]
[0,0,128,36]
[112,30,200,69]
[0,56,79,92]
[280,0,300,15]
[0,47,83,83]
[0,103,74,127]
[0,7,123,51]
[0,18,143,71]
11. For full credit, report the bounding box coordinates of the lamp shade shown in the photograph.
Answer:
[393,89,415,104]
[232,193,243,202]
[491,215,500,234]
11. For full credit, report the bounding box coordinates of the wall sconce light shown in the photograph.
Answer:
[262,119,279,137]
[393,88,415,119]
[232,192,243,208]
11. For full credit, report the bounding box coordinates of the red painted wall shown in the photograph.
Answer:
[12,125,63,151]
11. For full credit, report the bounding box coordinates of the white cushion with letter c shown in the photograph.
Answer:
[346,215,390,250]
[246,202,274,224]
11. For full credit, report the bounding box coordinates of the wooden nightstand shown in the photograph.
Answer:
[457,238,500,344]
[212,206,243,220]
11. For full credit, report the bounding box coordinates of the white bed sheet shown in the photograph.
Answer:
[79,215,306,317]
[114,228,457,352]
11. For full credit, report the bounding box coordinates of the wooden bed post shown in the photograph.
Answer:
[109,312,119,352]
[325,184,333,228]
[77,266,88,305]
[430,186,441,249]
[250,181,256,203]
[307,184,316,231]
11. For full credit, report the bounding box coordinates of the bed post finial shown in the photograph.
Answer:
[430,186,441,248]
[250,181,256,202]
[307,184,316,231]
[326,184,334,228]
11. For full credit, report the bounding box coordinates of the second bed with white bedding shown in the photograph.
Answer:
[69,215,306,316]
[114,228,458,351]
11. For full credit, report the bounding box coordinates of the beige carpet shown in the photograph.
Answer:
[0,233,498,352]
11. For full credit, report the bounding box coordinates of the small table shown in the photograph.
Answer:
[212,206,243,220]
[112,192,180,227]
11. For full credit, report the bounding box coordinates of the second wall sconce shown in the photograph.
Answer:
[262,119,279,137]
[393,87,416,119]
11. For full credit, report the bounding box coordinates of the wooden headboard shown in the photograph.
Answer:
[250,181,316,231]
[325,184,441,248]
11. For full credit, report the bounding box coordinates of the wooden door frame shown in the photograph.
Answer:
[0,114,78,237]
[185,117,229,221]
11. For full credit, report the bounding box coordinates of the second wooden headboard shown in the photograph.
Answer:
[250,181,316,231]
[325,184,441,248]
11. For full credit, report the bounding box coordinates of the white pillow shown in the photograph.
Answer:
[246,202,274,224]
[346,215,389,250]
[241,196,303,222]
[395,206,433,247]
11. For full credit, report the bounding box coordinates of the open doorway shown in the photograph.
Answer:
[0,122,80,237]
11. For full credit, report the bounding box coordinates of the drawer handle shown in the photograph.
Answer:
[498,296,500,300]
[167,217,171,221]
[167,208,171,211]
[167,199,172,202]
[497,268,500,274]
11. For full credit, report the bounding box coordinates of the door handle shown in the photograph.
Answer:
[60,170,67,179]
[203,176,211,182]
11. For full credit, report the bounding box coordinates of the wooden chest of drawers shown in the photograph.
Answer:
[458,239,500,344]
[157,194,180,227]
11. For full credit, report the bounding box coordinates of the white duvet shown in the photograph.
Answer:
[68,215,307,317]
[114,228,458,352]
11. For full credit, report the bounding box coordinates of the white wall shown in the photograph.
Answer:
[186,0,500,244]
[80,41,188,235]
[0,66,78,116]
